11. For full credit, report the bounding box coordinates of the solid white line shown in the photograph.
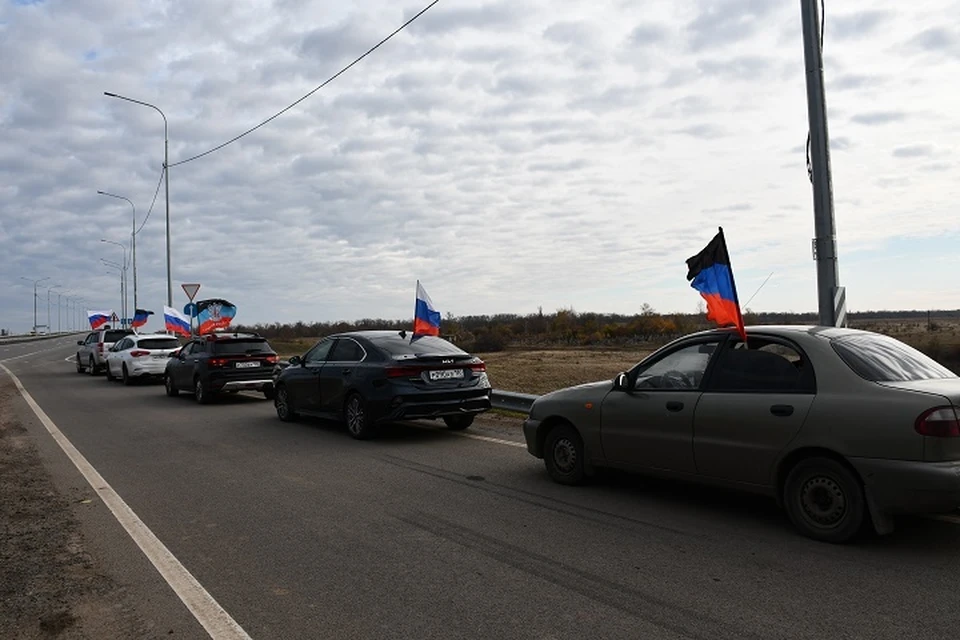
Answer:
[0,363,252,640]
[407,423,525,448]
[0,341,75,363]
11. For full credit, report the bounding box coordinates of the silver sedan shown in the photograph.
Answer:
[522,326,960,543]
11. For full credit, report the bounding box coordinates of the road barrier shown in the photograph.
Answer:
[0,332,82,346]
[490,390,539,414]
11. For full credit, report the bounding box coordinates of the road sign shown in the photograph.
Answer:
[183,303,198,318]
[181,283,201,301]
[111,312,119,322]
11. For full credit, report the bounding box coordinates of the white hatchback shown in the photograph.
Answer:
[105,334,182,385]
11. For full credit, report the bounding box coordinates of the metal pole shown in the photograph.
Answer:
[800,0,843,327]
[164,133,171,308]
[97,192,137,314]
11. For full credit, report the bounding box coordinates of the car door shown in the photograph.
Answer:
[110,338,130,375]
[693,336,816,487]
[600,338,722,474]
[170,342,196,388]
[286,338,335,412]
[318,338,366,414]
[79,332,97,364]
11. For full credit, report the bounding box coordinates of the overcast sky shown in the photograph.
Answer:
[2,0,959,333]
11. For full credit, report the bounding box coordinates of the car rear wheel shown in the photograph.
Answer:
[345,393,374,440]
[164,374,179,397]
[194,377,213,405]
[783,457,866,544]
[544,423,586,485]
[275,386,298,422]
[88,357,98,376]
[443,415,474,430]
[76,354,84,374]
[122,365,132,386]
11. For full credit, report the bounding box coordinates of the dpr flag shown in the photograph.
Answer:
[132,309,154,329]
[196,299,236,334]
[685,227,747,342]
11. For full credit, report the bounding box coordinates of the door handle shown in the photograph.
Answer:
[341,368,352,376]
[666,401,684,412]
[770,404,794,417]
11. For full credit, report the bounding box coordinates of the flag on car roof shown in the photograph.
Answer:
[413,281,441,337]
[196,298,236,334]
[87,310,113,330]
[163,305,191,337]
[686,227,747,341]
[131,309,154,329]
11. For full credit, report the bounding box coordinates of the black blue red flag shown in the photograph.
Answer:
[196,299,237,334]
[132,309,154,329]
[685,227,747,341]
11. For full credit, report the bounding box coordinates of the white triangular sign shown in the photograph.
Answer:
[181,283,201,301]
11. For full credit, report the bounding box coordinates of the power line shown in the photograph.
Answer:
[168,0,441,168]
[136,166,165,235]
[743,272,774,308]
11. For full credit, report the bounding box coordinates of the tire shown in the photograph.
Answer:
[164,374,179,397]
[194,377,213,404]
[263,387,276,401]
[783,457,866,544]
[274,386,298,422]
[76,354,84,374]
[344,393,375,440]
[88,357,99,376]
[544,423,587,485]
[122,365,132,386]
[105,364,115,381]
[443,415,474,431]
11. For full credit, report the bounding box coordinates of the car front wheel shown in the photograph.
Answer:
[164,374,179,397]
[544,423,587,485]
[275,386,297,422]
[76,354,84,374]
[783,457,866,544]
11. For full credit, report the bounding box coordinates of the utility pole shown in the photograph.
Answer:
[800,0,845,327]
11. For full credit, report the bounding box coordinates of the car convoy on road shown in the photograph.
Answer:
[74,324,960,543]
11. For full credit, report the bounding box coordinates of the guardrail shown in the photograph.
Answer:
[0,332,82,346]
[490,390,539,414]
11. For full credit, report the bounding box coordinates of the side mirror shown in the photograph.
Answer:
[77,340,83,345]
[613,372,630,392]
[288,355,302,366]
[169,350,180,358]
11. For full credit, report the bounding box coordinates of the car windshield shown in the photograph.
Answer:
[213,339,273,355]
[370,334,467,357]
[104,330,132,343]
[832,333,956,382]
[137,338,180,350]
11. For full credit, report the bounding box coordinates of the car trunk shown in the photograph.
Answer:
[387,353,483,390]
[880,379,960,461]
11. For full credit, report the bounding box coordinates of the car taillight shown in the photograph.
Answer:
[130,350,150,358]
[98,343,104,352]
[265,355,278,364]
[209,358,228,367]
[915,406,960,437]
[387,366,423,378]
[469,361,486,372]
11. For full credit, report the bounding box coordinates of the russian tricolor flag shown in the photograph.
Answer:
[686,227,747,341]
[163,305,191,337]
[87,310,113,330]
[413,281,441,337]
[132,309,154,329]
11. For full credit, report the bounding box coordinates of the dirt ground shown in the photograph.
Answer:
[0,379,152,639]
[478,348,651,395]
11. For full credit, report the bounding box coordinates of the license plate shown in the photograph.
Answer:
[429,369,463,381]
[152,354,166,359]
[235,361,260,368]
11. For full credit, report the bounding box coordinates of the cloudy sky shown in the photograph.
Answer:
[2,0,959,333]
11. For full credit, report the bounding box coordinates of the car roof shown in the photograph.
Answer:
[686,325,873,341]
[132,333,177,339]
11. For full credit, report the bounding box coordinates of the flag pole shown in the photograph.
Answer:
[718,226,747,342]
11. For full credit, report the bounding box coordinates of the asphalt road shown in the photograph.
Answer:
[3,337,960,639]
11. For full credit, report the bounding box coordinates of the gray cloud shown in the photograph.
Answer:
[831,11,889,39]
[629,23,669,46]
[702,203,753,213]
[892,144,934,158]
[907,27,960,57]
[673,123,726,139]
[828,73,883,91]
[686,0,780,51]
[851,111,906,125]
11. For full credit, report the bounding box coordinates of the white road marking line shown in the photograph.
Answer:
[407,423,525,448]
[931,514,960,525]
[0,363,252,640]
[0,341,76,363]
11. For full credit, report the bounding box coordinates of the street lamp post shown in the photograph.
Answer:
[104,92,171,307]
[101,259,125,326]
[46,284,61,334]
[98,191,138,314]
[20,276,49,334]
[101,241,128,326]
[58,290,72,333]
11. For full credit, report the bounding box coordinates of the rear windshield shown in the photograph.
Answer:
[370,335,467,357]
[213,339,273,355]
[104,330,132,343]
[137,338,180,350]
[832,334,956,382]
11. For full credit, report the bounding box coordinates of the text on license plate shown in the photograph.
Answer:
[429,369,464,381]
[235,361,260,368]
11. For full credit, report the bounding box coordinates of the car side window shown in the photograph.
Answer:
[115,339,129,350]
[634,341,720,390]
[304,339,335,364]
[180,343,195,357]
[707,338,815,393]
[328,338,364,363]
[85,333,98,345]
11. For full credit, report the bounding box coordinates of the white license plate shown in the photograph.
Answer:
[429,369,464,381]
[152,354,166,359]
[235,361,260,368]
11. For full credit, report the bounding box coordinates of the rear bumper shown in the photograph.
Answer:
[128,360,168,377]
[850,457,960,515]
[381,393,492,422]
[215,379,274,392]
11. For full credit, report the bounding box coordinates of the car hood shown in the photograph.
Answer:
[537,380,612,403]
